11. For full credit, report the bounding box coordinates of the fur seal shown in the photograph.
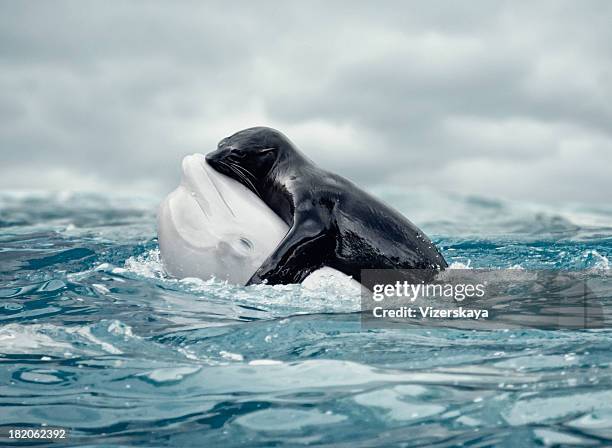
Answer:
[206,127,448,285]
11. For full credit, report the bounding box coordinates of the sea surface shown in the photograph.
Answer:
[1,189,611,447]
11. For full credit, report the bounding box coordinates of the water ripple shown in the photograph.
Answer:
[1,191,612,446]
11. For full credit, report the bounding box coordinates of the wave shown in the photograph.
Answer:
[2,190,612,446]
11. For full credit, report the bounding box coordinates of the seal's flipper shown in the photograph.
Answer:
[247,216,331,285]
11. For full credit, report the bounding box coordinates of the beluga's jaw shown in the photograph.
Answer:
[157,153,288,285]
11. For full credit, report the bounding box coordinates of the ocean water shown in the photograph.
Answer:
[1,189,611,447]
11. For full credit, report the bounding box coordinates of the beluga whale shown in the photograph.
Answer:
[157,153,289,285]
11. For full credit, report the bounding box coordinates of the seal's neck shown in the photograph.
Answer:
[258,147,312,225]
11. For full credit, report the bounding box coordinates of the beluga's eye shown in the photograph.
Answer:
[239,237,253,251]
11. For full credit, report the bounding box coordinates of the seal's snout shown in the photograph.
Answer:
[204,150,218,164]
[205,148,233,177]
[205,148,224,169]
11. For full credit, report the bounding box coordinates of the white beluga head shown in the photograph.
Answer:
[157,153,288,284]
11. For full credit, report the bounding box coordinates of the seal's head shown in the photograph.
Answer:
[206,127,296,194]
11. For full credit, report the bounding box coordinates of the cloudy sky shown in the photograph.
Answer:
[1,1,611,203]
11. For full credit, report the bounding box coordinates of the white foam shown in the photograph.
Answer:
[582,250,610,270]
[124,249,166,279]
[449,260,472,269]
[219,350,244,362]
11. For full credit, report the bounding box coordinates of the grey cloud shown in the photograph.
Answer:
[0,0,611,203]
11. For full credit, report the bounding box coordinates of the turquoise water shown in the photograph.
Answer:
[1,190,611,447]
